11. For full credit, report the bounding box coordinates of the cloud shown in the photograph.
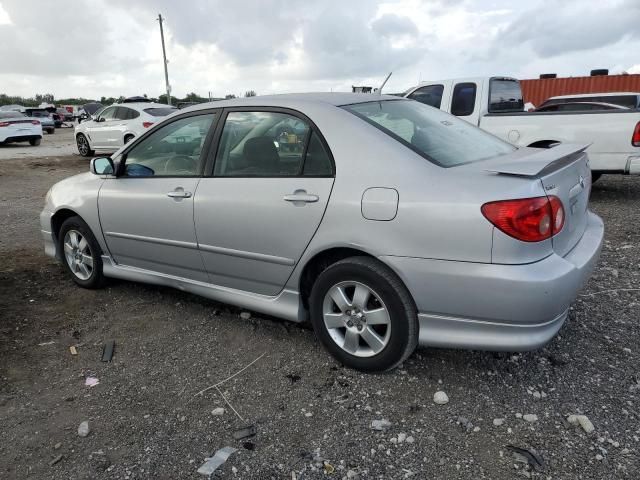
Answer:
[371,13,419,38]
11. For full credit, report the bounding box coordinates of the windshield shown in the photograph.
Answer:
[343,100,515,167]
[144,107,178,117]
[0,111,25,119]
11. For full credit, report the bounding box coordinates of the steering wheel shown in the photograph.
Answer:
[164,155,197,175]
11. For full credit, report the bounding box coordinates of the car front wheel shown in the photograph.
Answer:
[309,256,418,372]
[29,138,41,146]
[76,133,94,157]
[58,216,106,289]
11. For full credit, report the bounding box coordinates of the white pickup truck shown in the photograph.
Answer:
[403,77,640,179]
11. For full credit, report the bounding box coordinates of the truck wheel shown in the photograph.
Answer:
[309,256,418,372]
[29,138,41,146]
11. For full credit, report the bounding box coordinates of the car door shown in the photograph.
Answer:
[87,106,117,148]
[106,106,133,148]
[98,112,217,281]
[194,109,335,296]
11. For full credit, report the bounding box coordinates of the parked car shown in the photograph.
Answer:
[24,109,55,134]
[403,77,640,179]
[0,111,43,145]
[77,102,104,124]
[41,93,603,371]
[56,107,74,122]
[74,102,178,156]
[538,92,640,110]
[535,101,629,112]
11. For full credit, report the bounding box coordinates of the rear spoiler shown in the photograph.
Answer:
[485,144,590,177]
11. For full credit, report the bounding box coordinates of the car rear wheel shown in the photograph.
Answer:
[29,138,41,146]
[58,216,106,289]
[76,133,94,157]
[309,256,418,372]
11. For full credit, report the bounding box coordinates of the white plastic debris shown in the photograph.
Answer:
[567,414,595,433]
[77,421,90,437]
[197,446,237,476]
[433,391,449,405]
[85,377,100,387]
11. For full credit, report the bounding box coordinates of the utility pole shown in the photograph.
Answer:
[157,13,171,105]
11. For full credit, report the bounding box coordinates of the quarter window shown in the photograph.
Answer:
[214,111,323,177]
[122,114,215,177]
[450,83,477,116]
[408,84,444,109]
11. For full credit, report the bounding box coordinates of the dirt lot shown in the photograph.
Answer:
[0,150,639,479]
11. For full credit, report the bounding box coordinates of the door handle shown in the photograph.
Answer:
[167,189,192,199]
[283,190,319,204]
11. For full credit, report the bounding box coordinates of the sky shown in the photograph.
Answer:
[0,0,638,100]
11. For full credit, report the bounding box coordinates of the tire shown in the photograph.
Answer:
[29,138,41,146]
[58,216,106,289]
[124,134,135,145]
[47,128,55,134]
[309,256,418,372]
[76,133,94,157]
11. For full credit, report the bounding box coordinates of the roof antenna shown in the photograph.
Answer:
[376,72,393,95]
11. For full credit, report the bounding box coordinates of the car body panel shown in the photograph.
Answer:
[0,114,43,143]
[42,93,604,352]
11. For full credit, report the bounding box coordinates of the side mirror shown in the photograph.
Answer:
[90,157,114,175]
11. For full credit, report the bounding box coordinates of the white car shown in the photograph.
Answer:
[0,111,43,146]
[74,102,178,156]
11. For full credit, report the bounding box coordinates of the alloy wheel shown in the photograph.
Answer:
[77,135,89,156]
[322,281,391,357]
[63,230,94,280]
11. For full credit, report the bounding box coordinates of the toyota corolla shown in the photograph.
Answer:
[40,93,603,372]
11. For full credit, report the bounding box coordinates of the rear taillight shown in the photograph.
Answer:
[0,122,9,127]
[31,120,40,125]
[632,121,640,147]
[481,195,564,242]
[142,121,154,128]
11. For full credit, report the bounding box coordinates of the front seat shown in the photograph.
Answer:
[243,137,281,174]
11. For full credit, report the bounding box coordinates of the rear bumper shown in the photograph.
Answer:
[382,211,604,351]
[0,133,42,143]
[589,152,640,174]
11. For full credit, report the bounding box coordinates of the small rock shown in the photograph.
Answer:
[240,312,252,320]
[397,433,407,443]
[305,412,313,417]
[493,418,505,426]
[53,442,62,450]
[515,413,523,419]
[567,414,595,433]
[211,407,225,416]
[623,348,631,354]
[406,436,415,443]
[346,470,359,479]
[433,391,449,405]
[523,414,538,423]
[473,426,481,432]
[371,419,392,431]
[49,454,63,466]
[77,421,90,437]
[595,454,603,461]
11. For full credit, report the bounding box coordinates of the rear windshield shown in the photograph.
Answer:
[343,100,515,167]
[0,111,25,118]
[489,79,524,113]
[144,107,178,117]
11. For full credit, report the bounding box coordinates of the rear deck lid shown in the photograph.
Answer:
[484,144,592,256]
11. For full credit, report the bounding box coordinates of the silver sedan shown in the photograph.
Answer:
[40,93,603,371]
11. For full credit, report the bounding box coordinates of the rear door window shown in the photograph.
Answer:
[450,83,477,116]
[489,79,524,113]
[407,84,444,108]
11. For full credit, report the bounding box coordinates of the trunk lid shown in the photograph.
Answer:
[483,144,592,257]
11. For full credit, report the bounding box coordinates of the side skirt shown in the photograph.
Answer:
[101,255,306,322]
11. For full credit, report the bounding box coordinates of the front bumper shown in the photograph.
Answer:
[40,209,57,259]
[382,211,604,351]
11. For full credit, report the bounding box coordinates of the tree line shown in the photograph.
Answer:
[0,90,259,107]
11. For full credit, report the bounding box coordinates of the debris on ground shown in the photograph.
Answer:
[197,446,237,476]
[567,414,595,433]
[69,346,77,355]
[323,461,335,474]
[211,407,225,416]
[233,424,257,440]
[38,341,55,346]
[523,414,538,423]
[371,419,392,431]
[493,418,505,426]
[101,340,115,362]
[506,445,545,471]
[48,454,63,466]
[84,377,99,387]
[286,373,301,383]
[240,312,252,320]
[433,391,449,405]
[456,416,474,432]
[77,421,90,437]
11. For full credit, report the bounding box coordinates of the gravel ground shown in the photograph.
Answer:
[0,154,638,480]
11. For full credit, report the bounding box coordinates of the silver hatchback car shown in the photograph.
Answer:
[41,93,603,371]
